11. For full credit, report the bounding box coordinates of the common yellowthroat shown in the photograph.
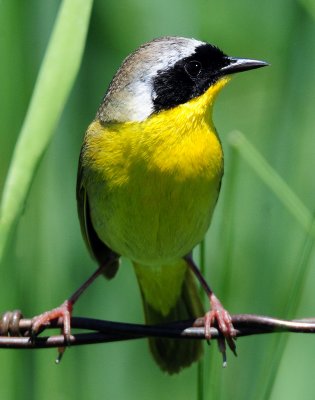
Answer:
[32,36,267,373]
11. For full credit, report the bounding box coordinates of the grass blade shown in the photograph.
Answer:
[0,0,93,260]
[228,130,314,235]
[229,130,315,399]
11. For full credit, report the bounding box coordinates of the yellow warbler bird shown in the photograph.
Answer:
[32,36,267,373]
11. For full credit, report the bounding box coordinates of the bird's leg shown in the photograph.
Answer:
[31,256,118,349]
[185,255,237,361]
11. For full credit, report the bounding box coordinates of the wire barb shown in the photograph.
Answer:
[0,310,24,336]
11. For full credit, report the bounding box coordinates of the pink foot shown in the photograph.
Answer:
[204,295,235,341]
[31,300,73,341]
[195,294,237,359]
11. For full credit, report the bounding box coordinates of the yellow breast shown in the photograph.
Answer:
[81,78,228,264]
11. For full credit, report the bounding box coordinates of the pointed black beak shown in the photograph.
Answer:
[220,57,269,76]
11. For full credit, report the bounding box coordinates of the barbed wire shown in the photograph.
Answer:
[1,311,315,349]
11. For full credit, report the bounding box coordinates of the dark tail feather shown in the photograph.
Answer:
[141,268,204,374]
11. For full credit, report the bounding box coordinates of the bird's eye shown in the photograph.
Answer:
[184,60,202,78]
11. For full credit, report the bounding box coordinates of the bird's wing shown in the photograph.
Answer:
[76,157,119,279]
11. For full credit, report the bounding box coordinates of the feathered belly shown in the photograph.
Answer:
[87,161,222,265]
[83,119,223,265]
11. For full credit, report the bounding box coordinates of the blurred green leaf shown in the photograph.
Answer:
[0,0,93,260]
[228,130,314,236]
[299,0,315,20]
[229,130,315,399]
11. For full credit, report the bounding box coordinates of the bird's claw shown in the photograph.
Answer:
[31,300,73,346]
[194,294,237,366]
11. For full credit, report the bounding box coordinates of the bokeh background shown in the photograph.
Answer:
[1,0,315,399]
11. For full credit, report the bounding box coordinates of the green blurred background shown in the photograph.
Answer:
[1,0,315,399]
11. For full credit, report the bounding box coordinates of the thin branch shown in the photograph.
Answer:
[1,312,315,349]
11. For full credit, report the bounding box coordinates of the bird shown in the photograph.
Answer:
[32,36,268,373]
